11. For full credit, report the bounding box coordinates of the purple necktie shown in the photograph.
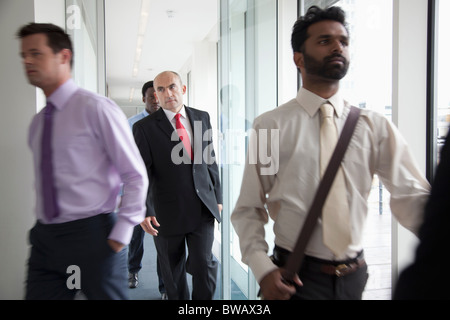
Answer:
[41,102,60,220]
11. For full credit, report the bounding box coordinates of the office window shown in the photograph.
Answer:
[66,0,105,94]
[332,0,393,299]
[434,0,450,166]
[427,0,450,181]
[336,0,393,118]
[219,0,278,300]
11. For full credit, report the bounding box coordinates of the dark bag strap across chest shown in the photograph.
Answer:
[281,106,361,283]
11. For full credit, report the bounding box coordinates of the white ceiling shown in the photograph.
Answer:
[105,0,218,107]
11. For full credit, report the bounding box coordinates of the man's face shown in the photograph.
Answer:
[297,20,350,81]
[154,72,186,113]
[143,87,160,114]
[20,33,64,91]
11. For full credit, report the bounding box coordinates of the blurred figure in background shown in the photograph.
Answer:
[394,131,450,300]
[18,22,148,300]
[127,80,166,299]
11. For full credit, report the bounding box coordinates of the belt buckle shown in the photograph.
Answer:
[335,264,349,277]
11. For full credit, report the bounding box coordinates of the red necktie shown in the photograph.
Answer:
[41,102,60,220]
[175,113,193,160]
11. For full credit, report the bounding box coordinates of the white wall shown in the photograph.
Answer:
[391,0,428,285]
[35,0,65,26]
[277,0,299,105]
[191,41,219,138]
[0,0,37,299]
[34,0,67,112]
[178,40,219,152]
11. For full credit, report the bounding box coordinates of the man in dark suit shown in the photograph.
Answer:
[133,71,222,300]
[393,130,450,300]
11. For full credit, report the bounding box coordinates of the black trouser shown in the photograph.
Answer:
[154,215,217,300]
[128,224,165,293]
[273,246,369,300]
[25,214,129,300]
[128,224,145,274]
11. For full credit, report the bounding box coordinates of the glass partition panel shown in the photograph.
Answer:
[66,0,105,94]
[335,0,393,300]
[219,0,278,300]
[435,0,450,165]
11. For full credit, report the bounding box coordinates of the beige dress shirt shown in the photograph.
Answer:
[230,88,430,283]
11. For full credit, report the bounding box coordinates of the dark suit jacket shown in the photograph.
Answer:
[393,130,450,299]
[133,106,222,236]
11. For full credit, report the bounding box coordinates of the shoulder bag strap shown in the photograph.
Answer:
[281,106,361,283]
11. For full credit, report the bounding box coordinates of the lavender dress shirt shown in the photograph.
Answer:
[28,79,148,245]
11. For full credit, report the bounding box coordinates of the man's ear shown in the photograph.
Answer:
[60,48,72,66]
[294,52,304,70]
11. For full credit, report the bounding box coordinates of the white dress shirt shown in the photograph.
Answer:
[230,87,430,283]
[162,105,193,143]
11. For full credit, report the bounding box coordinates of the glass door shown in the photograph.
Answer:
[219,0,278,300]
[331,0,393,299]
[433,0,450,168]
[65,0,106,95]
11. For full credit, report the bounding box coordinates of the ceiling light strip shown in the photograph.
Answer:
[132,0,151,77]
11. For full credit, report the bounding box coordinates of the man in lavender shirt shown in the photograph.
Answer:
[18,23,148,300]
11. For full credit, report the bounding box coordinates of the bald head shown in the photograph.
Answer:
[153,71,186,113]
[154,71,183,85]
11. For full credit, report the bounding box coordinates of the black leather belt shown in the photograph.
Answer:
[273,245,366,278]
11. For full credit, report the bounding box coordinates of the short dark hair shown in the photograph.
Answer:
[17,22,74,68]
[291,6,349,53]
[142,81,154,98]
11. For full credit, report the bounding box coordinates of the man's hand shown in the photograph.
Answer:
[218,204,223,213]
[140,216,160,236]
[259,268,303,300]
[107,239,125,253]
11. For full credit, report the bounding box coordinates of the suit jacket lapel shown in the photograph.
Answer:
[185,106,205,139]
[158,106,196,164]
[155,108,175,139]
[185,106,204,164]
[185,106,197,132]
